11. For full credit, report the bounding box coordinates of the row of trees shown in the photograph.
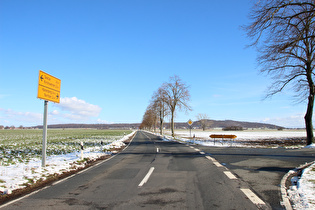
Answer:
[140,75,191,137]
[0,125,25,130]
[142,0,315,145]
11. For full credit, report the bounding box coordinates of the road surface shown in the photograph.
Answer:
[1,131,265,209]
[195,144,315,210]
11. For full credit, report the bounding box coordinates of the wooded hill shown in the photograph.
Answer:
[31,119,284,130]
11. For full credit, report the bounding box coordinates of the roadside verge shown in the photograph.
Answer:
[0,131,137,206]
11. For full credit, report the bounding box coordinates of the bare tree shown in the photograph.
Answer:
[140,104,157,131]
[151,87,170,135]
[161,75,192,137]
[245,0,315,145]
[196,113,212,131]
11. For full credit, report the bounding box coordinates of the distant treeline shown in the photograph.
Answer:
[27,119,284,130]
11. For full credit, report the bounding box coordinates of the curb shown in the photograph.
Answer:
[280,161,315,210]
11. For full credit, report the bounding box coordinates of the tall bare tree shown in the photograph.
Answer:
[196,113,212,131]
[151,87,170,135]
[161,75,192,137]
[245,0,315,145]
[140,104,157,131]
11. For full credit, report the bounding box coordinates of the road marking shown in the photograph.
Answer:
[241,188,265,205]
[200,151,205,155]
[194,148,200,152]
[0,185,49,209]
[189,146,194,149]
[138,167,155,187]
[141,131,151,140]
[0,131,138,209]
[213,160,223,167]
[205,155,213,160]
[224,171,237,179]
[206,156,223,167]
[157,148,160,153]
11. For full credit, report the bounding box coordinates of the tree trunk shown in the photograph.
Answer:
[160,119,164,135]
[305,94,314,145]
[154,120,156,133]
[171,111,175,137]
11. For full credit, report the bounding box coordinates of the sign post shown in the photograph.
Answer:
[37,70,61,167]
[187,119,193,139]
[42,100,48,167]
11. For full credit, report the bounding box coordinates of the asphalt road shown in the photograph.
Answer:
[1,131,265,210]
[195,143,315,210]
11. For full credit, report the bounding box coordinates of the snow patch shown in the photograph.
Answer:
[0,131,135,194]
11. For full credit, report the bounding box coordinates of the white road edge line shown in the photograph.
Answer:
[0,131,138,209]
[194,148,200,152]
[224,171,237,179]
[138,167,155,187]
[0,185,49,209]
[205,156,223,167]
[241,188,265,205]
[200,151,205,155]
[205,155,213,161]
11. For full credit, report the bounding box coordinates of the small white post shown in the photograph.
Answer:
[80,142,84,160]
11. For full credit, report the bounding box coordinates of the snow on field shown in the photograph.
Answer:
[172,129,307,141]
[0,131,135,195]
[161,129,307,148]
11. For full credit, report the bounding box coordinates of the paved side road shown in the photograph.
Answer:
[1,131,266,209]
[194,145,315,210]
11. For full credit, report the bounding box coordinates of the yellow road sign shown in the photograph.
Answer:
[37,70,61,103]
[187,119,193,126]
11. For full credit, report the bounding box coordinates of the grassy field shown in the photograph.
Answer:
[0,129,132,166]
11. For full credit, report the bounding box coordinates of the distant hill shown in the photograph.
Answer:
[31,119,284,130]
[32,123,140,130]
[186,119,284,130]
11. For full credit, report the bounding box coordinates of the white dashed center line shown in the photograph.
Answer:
[241,188,266,205]
[205,155,266,207]
[138,167,155,187]
[224,171,237,179]
[205,156,224,167]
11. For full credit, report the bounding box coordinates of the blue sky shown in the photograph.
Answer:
[0,0,307,128]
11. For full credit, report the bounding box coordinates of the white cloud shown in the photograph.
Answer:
[260,113,305,128]
[96,118,109,124]
[0,97,104,126]
[55,97,102,122]
[51,110,59,115]
[0,108,42,126]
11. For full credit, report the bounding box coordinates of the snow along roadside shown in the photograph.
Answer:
[0,131,136,195]
[286,161,315,210]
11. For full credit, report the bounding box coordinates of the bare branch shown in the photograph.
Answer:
[245,0,315,144]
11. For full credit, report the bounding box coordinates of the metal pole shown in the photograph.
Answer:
[190,126,192,138]
[42,100,48,167]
